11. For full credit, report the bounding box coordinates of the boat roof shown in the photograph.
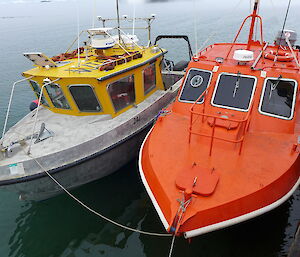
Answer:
[193,43,300,76]
[87,27,115,34]
[23,46,166,79]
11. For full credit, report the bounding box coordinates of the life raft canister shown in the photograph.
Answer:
[264,50,294,62]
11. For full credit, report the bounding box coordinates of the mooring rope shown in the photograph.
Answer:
[28,154,172,237]
[168,235,176,257]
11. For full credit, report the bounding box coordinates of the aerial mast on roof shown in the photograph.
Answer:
[116,0,121,42]
[247,0,261,49]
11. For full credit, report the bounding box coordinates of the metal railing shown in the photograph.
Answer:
[188,85,253,156]
[27,78,60,154]
[1,76,34,142]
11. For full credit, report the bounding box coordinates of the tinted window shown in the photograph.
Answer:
[45,83,70,109]
[108,75,135,112]
[179,69,212,103]
[29,80,49,106]
[212,73,256,111]
[143,63,156,95]
[69,85,101,112]
[260,78,296,119]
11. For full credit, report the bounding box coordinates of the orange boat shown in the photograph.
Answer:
[139,0,300,238]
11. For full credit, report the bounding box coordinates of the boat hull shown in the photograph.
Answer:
[2,123,150,201]
[0,80,182,200]
[139,127,300,238]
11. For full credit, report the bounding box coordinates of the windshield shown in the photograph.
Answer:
[259,78,297,120]
[179,69,212,103]
[211,73,256,111]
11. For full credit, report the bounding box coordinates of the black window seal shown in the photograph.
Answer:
[210,72,257,112]
[68,84,102,113]
[178,68,213,104]
[258,77,298,120]
[106,74,135,113]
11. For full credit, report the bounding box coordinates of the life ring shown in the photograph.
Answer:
[99,61,116,71]
[264,50,293,62]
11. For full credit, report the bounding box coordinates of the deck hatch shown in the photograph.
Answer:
[259,78,297,120]
[69,85,102,112]
[179,68,212,104]
[211,73,256,112]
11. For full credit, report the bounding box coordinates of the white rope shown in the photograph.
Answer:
[168,235,176,257]
[28,154,172,237]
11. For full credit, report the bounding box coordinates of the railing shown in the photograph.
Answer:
[1,76,34,141]
[188,85,253,156]
[27,78,60,154]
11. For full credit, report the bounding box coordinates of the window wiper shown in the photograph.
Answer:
[233,71,241,98]
[269,75,282,100]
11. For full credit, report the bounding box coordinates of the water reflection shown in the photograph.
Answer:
[7,159,300,257]
[8,161,158,257]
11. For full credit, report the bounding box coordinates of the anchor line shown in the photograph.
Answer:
[168,234,176,257]
[28,154,172,237]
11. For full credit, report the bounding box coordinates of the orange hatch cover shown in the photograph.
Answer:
[175,164,219,196]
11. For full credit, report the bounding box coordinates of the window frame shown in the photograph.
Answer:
[143,62,156,95]
[178,68,213,104]
[68,84,102,113]
[29,79,49,107]
[210,72,257,112]
[45,82,71,110]
[106,74,136,113]
[258,77,298,120]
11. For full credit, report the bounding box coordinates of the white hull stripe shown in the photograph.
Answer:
[138,118,300,239]
[138,127,170,230]
[184,175,300,238]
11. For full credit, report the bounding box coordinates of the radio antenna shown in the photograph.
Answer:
[116,0,121,42]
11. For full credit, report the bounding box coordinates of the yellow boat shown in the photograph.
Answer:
[0,13,188,200]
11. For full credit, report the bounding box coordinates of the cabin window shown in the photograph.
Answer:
[259,78,297,120]
[179,69,212,103]
[29,80,49,106]
[45,83,71,109]
[69,85,102,112]
[143,63,156,95]
[211,73,256,111]
[107,75,135,112]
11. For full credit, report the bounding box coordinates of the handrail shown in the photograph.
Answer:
[117,28,143,50]
[65,30,85,54]
[1,76,34,142]
[188,82,254,155]
[27,78,61,154]
[225,12,264,60]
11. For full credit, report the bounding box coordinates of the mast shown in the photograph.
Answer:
[116,0,121,42]
[247,0,260,49]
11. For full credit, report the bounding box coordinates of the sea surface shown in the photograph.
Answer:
[0,0,299,256]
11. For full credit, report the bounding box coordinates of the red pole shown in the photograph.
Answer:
[246,0,259,49]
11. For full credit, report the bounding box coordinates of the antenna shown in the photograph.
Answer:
[132,4,136,36]
[193,0,198,54]
[116,0,121,42]
[76,0,80,67]
[92,0,96,28]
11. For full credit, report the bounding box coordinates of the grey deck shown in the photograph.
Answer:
[0,79,182,200]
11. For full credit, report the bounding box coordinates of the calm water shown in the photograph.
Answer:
[0,0,300,256]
